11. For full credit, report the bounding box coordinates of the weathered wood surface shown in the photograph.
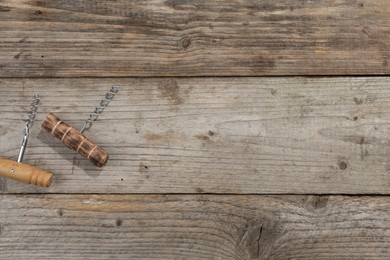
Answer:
[0,194,389,259]
[1,77,390,194]
[0,0,388,77]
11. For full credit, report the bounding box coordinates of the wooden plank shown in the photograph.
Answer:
[0,194,389,259]
[1,77,390,194]
[0,0,388,77]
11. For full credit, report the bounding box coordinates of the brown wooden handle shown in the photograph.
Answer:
[0,159,52,187]
[41,113,109,167]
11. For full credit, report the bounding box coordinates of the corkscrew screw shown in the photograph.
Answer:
[18,94,40,162]
[0,94,53,187]
[80,86,119,133]
[42,86,119,167]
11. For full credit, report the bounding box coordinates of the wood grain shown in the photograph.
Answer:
[0,194,389,259]
[0,0,388,77]
[0,158,52,187]
[41,113,109,168]
[1,77,390,194]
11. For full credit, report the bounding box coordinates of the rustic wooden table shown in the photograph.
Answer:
[0,0,389,259]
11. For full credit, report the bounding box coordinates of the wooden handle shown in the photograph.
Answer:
[0,159,52,187]
[41,113,109,167]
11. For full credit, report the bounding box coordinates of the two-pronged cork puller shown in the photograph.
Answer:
[41,113,109,167]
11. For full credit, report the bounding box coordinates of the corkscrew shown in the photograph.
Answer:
[80,86,119,133]
[42,86,119,167]
[0,94,53,187]
[18,94,40,162]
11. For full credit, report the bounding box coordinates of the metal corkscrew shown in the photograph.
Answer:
[80,86,119,133]
[42,86,119,167]
[0,94,53,187]
[18,94,40,162]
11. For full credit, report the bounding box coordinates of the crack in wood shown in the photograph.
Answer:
[256,224,263,258]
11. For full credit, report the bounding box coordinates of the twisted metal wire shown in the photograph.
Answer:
[80,86,119,133]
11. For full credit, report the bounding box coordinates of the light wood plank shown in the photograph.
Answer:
[0,0,388,77]
[1,77,390,194]
[0,194,389,259]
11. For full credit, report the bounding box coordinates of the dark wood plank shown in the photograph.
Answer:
[0,0,388,77]
[1,77,390,194]
[0,194,389,259]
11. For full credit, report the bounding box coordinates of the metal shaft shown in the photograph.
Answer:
[17,125,29,163]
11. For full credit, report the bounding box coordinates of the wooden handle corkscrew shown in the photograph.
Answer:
[41,113,109,167]
[0,159,52,187]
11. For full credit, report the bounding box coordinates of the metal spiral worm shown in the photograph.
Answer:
[26,94,40,132]
[80,86,119,133]
[18,94,40,163]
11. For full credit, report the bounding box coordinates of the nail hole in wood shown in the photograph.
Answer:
[338,160,348,170]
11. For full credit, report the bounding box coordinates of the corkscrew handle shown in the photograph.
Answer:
[0,159,52,187]
[41,113,109,167]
